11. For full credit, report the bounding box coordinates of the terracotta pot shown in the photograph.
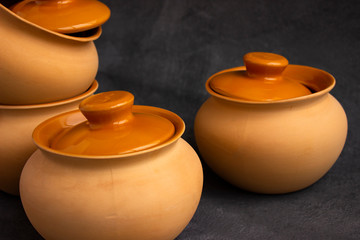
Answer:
[20,91,203,240]
[0,81,98,195]
[194,52,348,194]
[0,3,100,104]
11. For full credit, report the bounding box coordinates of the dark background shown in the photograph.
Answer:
[1,0,360,239]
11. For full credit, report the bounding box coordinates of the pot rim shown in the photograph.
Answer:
[0,80,98,109]
[32,105,185,159]
[0,3,101,42]
[206,65,335,105]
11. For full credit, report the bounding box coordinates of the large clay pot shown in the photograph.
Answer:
[0,3,100,104]
[20,91,203,240]
[0,81,98,195]
[194,52,347,194]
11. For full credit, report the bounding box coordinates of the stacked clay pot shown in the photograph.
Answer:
[20,91,203,240]
[2,2,204,239]
[195,52,348,194]
[0,1,110,194]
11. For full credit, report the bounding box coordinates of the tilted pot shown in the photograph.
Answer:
[194,52,347,194]
[0,3,100,104]
[0,80,98,195]
[20,91,203,240]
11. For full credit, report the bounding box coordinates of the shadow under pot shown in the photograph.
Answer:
[0,80,98,195]
[194,52,348,194]
[20,91,203,240]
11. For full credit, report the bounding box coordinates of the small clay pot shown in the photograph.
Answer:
[194,52,348,194]
[0,81,98,195]
[20,91,203,240]
[0,3,100,104]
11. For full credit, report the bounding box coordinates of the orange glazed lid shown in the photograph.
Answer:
[11,0,110,34]
[209,52,312,101]
[49,91,176,155]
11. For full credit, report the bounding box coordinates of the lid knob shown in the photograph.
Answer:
[79,91,134,130]
[244,52,289,78]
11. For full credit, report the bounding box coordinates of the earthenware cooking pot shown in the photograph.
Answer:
[0,80,98,195]
[0,3,100,104]
[20,91,203,240]
[194,52,347,194]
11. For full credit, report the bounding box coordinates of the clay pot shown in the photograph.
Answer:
[20,91,203,240]
[0,3,100,104]
[0,81,98,195]
[194,52,347,194]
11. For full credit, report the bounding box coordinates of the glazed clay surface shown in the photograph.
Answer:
[51,91,176,155]
[11,0,110,33]
[0,81,98,195]
[195,65,347,194]
[0,3,99,104]
[210,52,311,101]
[20,105,203,240]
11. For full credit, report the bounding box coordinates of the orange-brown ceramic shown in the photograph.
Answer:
[210,52,311,101]
[20,91,203,240]
[11,0,110,34]
[0,81,98,195]
[51,91,175,155]
[194,52,348,194]
[0,3,100,104]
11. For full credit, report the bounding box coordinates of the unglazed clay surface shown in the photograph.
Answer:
[195,63,348,194]
[0,81,98,195]
[0,3,99,104]
[20,102,203,240]
[0,1,358,239]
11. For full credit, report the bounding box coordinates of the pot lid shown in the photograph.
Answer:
[209,52,312,101]
[11,0,110,34]
[49,91,175,155]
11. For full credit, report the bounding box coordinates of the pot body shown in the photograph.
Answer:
[20,139,203,240]
[195,93,347,194]
[0,4,99,104]
[0,81,98,195]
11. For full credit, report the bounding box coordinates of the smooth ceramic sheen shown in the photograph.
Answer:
[11,0,110,33]
[209,52,311,101]
[195,65,347,194]
[0,3,99,104]
[0,81,98,195]
[51,91,176,155]
[20,104,203,240]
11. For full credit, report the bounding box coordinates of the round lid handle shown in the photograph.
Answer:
[79,91,134,130]
[244,52,289,78]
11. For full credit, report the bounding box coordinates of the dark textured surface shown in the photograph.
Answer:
[1,0,360,239]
